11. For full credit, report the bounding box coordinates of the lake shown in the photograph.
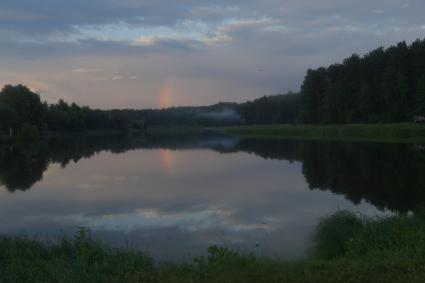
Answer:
[1,132,424,261]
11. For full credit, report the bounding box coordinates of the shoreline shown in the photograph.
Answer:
[0,129,144,143]
[3,123,425,144]
[221,123,425,143]
[2,212,425,282]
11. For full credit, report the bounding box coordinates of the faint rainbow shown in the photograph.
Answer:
[159,149,175,176]
[157,80,173,109]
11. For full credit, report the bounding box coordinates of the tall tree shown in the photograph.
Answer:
[0,103,18,136]
[415,74,425,115]
[0,85,45,130]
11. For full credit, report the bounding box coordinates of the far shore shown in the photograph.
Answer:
[2,123,425,144]
[221,123,425,143]
[0,129,145,143]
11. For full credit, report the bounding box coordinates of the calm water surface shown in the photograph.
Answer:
[1,133,424,261]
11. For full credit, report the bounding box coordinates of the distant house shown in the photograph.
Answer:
[413,116,425,123]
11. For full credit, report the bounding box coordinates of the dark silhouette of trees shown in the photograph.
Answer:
[142,39,425,126]
[0,85,46,136]
[218,138,425,212]
[46,100,131,132]
[0,103,18,136]
[0,85,46,128]
[238,93,299,124]
[1,39,425,133]
[415,74,425,115]
[0,143,49,192]
[0,85,134,138]
[139,94,300,126]
[299,39,425,124]
[140,102,242,127]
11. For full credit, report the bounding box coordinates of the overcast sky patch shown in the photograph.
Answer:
[0,0,424,108]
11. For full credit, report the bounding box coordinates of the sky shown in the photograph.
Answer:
[0,0,424,109]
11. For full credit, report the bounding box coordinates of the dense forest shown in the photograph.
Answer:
[139,102,241,127]
[1,38,424,137]
[142,38,425,125]
[0,85,138,138]
[299,38,425,124]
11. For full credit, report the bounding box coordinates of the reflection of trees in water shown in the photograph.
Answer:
[234,139,425,213]
[0,132,236,192]
[0,136,133,192]
[0,143,49,192]
[299,142,425,213]
[0,135,154,192]
[2,134,425,213]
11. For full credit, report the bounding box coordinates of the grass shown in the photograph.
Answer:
[2,212,425,282]
[222,123,425,143]
[315,211,425,261]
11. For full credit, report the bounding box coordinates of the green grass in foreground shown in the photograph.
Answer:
[3,212,425,282]
[223,123,425,143]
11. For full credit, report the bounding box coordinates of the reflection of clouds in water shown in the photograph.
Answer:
[113,175,142,182]
[113,176,127,182]
[0,145,390,261]
[77,184,104,190]
[42,164,62,179]
[88,174,141,184]
[59,209,236,232]
[0,213,314,261]
[0,192,387,261]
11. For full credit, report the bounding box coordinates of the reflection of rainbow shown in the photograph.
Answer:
[158,80,173,109]
[159,149,175,176]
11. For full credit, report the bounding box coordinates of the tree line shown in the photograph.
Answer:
[0,85,139,139]
[238,92,299,124]
[299,39,425,124]
[1,38,424,135]
[140,38,425,126]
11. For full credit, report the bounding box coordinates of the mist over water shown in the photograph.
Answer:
[196,109,242,123]
[1,133,422,261]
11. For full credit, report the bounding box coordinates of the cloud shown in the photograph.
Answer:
[0,0,424,108]
[71,68,100,73]
[132,35,206,51]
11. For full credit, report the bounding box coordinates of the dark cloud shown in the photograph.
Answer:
[1,0,420,36]
[0,0,240,34]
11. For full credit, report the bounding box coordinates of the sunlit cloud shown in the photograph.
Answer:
[71,68,100,73]
[112,76,137,81]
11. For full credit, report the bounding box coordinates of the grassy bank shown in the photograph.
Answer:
[223,123,425,143]
[2,212,425,282]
